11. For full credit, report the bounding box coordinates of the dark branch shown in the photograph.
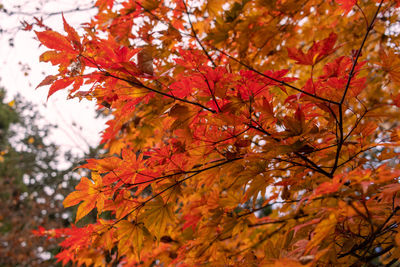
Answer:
[183,0,217,68]
[212,46,340,105]
[331,0,384,176]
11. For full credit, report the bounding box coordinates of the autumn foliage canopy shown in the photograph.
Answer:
[34,0,400,265]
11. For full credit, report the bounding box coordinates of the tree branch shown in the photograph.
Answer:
[331,0,384,176]
[212,46,340,105]
[183,0,217,68]
[81,55,217,113]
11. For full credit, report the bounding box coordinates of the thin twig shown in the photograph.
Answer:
[183,0,217,67]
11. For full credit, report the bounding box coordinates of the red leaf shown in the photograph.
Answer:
[393,93,400,107]
[183,213,201,231]
[62,14,82,50]
[21,20,33,31]
[35,30,74,52]
[336,0,357,14]
[287,47,311,65]
[47,77,74,99]
[36,75,57,89]
[288,33,337,65]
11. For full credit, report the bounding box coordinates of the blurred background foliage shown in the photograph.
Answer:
[0,1,101,265]
[0,87,101,266]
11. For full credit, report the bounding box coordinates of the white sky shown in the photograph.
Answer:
[0,0,106,158]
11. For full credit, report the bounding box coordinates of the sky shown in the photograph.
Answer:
[0,0,106,159]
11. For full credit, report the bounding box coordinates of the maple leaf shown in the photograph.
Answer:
[182,213,202,231]
[137,46,154,75]
[63,173,106,222]
[336,0,357,14]
[39,51,66,65]
[378,47,400,85]
[35,30,74,52]
[33,0,400,265]
[95,0,114,12]
[287,33,338,66]
[117,220,147,256]
[36,75,58,89]
[21,20,33,31]
[305,213,337,253]
[141,196,175,239]
[46,77,75,99]
[62,15,82,51]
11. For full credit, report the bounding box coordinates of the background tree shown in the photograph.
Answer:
[35,0,400,265]
[0,88,101,266]
[0,1,103,265]
[0,0,103,160]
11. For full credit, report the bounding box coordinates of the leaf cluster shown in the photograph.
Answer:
[34,0,400,265]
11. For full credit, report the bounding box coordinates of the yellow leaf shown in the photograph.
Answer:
[7,100,15,107]
[205,0,225,16]
[117,220,146,256]
[142,196,174,238]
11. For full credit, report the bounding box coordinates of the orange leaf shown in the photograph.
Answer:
[378,48,400,85]
[39,51,65,65]
[305,213,337,253]
[75,198,97,222]
[63,174,105,222]
[95,0,114,12]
